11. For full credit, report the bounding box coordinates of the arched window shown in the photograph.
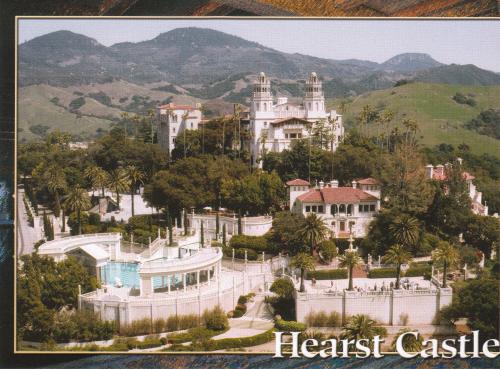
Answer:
[315,102,319,110]
[264,103,267,111]
[308,102,312,110]
[347,204,353,216]
[256,103,260,111]
[339,204,346,214]
[331,204,338,216]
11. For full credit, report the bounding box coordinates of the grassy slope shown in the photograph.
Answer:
[329,82,500,158]
[18,85,115,142]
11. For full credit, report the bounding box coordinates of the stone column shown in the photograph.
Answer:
[197,270,200,289]
[140,276,153,296]
[183,273,186,292]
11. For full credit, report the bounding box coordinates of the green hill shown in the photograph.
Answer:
[330,82,500,158]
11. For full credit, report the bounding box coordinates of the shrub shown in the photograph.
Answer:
[134,338,163,349]
[233,247,258,261]
[202,306,229,331]
[305,311,341,327]
[232,309,244,318]
[229,235,269,252]
[405,264,431,277]
[368,268,397,278]
[306,269,347,280]
[88,212,101,226]
[318,240,337,263]
[270,278,295,299]
[238,295,248,304]
[275,319,306,333]
[202,329,275,351]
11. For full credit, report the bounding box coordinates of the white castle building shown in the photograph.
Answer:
[157,103,203,154]
[248,72,344,167]
[425,160,488,216]
[287,178,381,238]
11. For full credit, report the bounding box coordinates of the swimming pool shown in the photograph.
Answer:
[100,261,181,290]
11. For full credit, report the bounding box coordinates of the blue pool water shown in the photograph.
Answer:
[101,262,140,288]
[100,261,180,289]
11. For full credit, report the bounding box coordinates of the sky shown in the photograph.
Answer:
[18,18,500,72]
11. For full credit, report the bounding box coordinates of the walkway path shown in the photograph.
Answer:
[17,188,39,255]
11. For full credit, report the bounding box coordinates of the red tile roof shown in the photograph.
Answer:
[158,103,198,110]
[357,177,379,185]
[286,179,310,186]
[297,187,378,204]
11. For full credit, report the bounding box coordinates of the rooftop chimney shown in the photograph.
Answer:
[352,180,357,189]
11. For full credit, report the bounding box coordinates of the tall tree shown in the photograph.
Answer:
[107,168,130,208]
[432,241,459,288]
[291,252,315,293]
[383,244,412,289]
[125,165,145,217]
[297,213,328,255]
[339,251,362,291]
[45,165,67,218]
[389,214,420,250]
[63,187,91,235]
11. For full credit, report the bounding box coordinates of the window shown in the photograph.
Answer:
[308,103,312,109]
[173,128,176,133]
[264,103,267,111]
[306,206,311,212]
[339,204,346,214]
[312,205,317,212]
[363,205,369,212]
[347,204,352,216]
[358,205,363,213]
[191,122,193,128]
[256,103,260,110]
[370,204,376,212]
[264,121,267,127]
[331,205,338,215]
[340,221,345,232]
[318,206,324,213]
[173,115,178,123]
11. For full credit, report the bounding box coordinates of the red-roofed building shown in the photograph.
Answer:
[425,160,488,216]
[287,179,381,238]
[157,102,203,154]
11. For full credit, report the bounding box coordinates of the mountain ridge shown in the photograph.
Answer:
[19,27,500,92]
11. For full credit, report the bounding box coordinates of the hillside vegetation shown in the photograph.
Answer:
[331,83,500,158]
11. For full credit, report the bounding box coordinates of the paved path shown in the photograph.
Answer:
[17,188,39,255]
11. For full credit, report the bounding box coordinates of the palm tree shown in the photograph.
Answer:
[342,315,387,346]
[291,252,315,292]
[64,187,91,235]
[432,241,459,288]
[383,244,412,289]
[84,166,109,198]
[389,214,420,250]
[84,166,101,196]
[298,213,328,255]
[107,168,130,209]
[391,328,423,352]
[338,251,362,291]
[45,166,67,218]
[125,165,144,217]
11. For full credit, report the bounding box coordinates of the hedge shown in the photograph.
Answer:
[229,235,269,252]
[203,328,275,351]
[368,268,397,278]
[275,319,306,333]
[405,265,432,277]
[306,269,347,280]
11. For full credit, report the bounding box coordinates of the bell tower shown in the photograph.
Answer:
[250,72,274,167]
[304,72,325,119]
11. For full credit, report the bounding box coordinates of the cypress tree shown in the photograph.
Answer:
[200,221,204,246]
[215,212,220,239]
[61,208,66,233]
[183,210,188,236]
[237,210,242,235]
[222,223,226,246]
